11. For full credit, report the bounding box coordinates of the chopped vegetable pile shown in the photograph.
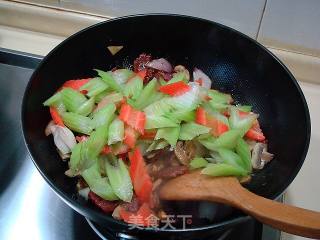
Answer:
[44,53,274,227]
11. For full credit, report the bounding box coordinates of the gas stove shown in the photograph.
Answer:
[0,48,281,240]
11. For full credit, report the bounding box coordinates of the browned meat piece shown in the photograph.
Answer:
[174,141,196,165]
[120,195,140,213]
[88,191,119,213]
[133,53,152,72]
[156,165,188,179]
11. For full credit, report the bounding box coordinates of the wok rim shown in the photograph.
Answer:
[21,13,311,233]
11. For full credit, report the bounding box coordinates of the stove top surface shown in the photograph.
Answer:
[0,48,280,240]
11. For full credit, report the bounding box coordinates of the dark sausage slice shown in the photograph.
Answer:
[88,191,119,213]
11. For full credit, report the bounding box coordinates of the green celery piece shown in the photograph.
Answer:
[95,69,122,93]
[208,100,230,113]
[133,78,158,109]
[179,122,211,140]
[217,148,246,170]
[69,142,83,174]
[166,72,186,84]
[43,92,61,106]
[96,92,123,108]
[236,138,252,173]
[81,125,109,170]
[166,110,195,122]
[155,126,180,146]
[105,157,133,202]
[146,140,169,152]
[144,97,173,117]
[207,89,233,104]
[166,83,201,112]
[198,135,217,150]
[55,100,66,115]
[95,90,111,103]
[159,78,167,86]
[236,105,252,112]
[145,115,179,129]
[229,107,257,136]
[189,157,208,170]
[62,112,93,135]
[123,75,143,100]
[112,69,134,85]
[201,163,247,177]
[197,133,213,140]
[108,118,124,145]
[61,88,87,113]
[92,103,116,129]
[80,77,109,97]
[76,97,95,116]
[82,162,119,200]
[200,129,241,151]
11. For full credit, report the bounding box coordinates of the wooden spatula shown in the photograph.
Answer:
[159,171,320,239]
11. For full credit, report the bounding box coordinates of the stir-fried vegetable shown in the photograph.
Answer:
[43,54,273,226]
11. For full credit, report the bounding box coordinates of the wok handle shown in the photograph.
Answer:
[229,186,320,239]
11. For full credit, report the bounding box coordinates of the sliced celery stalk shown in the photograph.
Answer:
[82,162,119,200]
[123,75,143,100]
[95,69,122,93]
[80,77,109,97]
[207,89,233,104]
[217,148,246,170]
[209,129,241,150]
[76,97,95,116]
[208,100,230,112]
[61,88,87,113]
[198,135,217,150]
[133,78,158,109]
[146,140,169,152]
[166,110,195,122]
[108,118,124,145]
[155,126,180,147]
[144,97,173,117]
[236,138,252,173]
[179,122,211,140]
[236,105,252,112]
[166,72,186,84]
[229,107,257,136]
[189,157,208,170]
[62,112,93,135]
[43,92,61,106]
[145,115,179,129]
[81,125,109,169]
[92,103,116,129]
[112,69,134,85]
[55,100,66,115]
[95,90,111,103]
[201,163,247,177]
[105,157,133,202]
[69,142,83,174]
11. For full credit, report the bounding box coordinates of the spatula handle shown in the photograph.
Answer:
[229,186,320,239]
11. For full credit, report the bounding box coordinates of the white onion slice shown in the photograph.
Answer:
[146,58,173,73]
[45,120,56,136]
[78,187,90,201]
[52,125,77,155]
[193,68,212,89]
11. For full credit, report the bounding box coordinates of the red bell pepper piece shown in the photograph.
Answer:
[136,70,147,80]
[245,120,266,141]
[119,203,154,227]
[119,103,146,135]
[101,145,112,155]
[49,107,64,126]
[123,125,139,149]
[128,148,153,203]
[158,81,191,96]
[206,115,229,137]
[140,129,157,140]
[62,78,90,90]
[195,107,207,125]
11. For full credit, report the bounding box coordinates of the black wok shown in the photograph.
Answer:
[22,14,310,239]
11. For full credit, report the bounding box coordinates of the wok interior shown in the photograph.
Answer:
[23,15,309,230]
